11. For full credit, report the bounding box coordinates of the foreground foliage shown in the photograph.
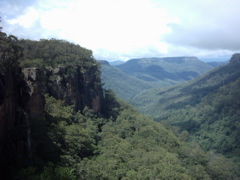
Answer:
[21,93,238,179]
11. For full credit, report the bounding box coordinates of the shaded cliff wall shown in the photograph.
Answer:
[0,69,31,177]
[0,63,105,178]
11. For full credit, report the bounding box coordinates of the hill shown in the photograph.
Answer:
[98,60,155,100]
[133,53,240,166]
[100,57,214,103]
[117,57,213,84]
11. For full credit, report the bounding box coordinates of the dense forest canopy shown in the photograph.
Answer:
[18,39,96,68]
[0,31,23,72]
[24,92,239,179]
[0,30,239,179]
[99,62,154,100]
[133,54,240,169]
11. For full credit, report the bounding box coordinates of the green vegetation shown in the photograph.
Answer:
[18,38,102,81]
[1,31,239,179]
[18,39,96,68]
[117,57,212,82]
[18,93,239,179]
[133,54,240,168]
[100,57,213,104]
[0,31,23,72]
[16,165,76,180]
[100,61,154,100]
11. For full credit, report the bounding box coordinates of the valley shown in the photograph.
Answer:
[100,53,240,172]
[0,30,239,179]
[99,56,218,104]
[2,0,240,179]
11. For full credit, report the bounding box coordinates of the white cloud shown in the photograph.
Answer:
[36,0,178,58]
[8,7,40,29]
[161,0,240,51]
[1,0,240,61]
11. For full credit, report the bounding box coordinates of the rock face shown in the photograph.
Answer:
[22,68,45,118]
[0,65,105,177]
[0,69,31,176]
[22,65,104,116]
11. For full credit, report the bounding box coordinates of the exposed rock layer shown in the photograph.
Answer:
[22,65,104,117]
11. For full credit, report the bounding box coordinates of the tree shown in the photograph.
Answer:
[0,31,23,72]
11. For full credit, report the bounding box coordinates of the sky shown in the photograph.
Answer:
[1,0,240,61]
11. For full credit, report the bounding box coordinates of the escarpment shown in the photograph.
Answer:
[0,64,105,177]
[22,65,104,117]
[0,36,107,178]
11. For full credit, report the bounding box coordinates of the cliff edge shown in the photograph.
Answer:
[22,65,104,117]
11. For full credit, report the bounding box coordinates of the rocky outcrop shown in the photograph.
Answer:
[22,68,45,118]
[22,65,104,116]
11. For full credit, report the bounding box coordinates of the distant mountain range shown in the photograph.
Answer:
[99,56,217,102]
[117,57,212,81]
[133,55,239,118]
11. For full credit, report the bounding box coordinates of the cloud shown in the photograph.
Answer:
[1,0,240,60]
[162,0,240,51]
[165,24,240,50]
[0,0,37,17]
[1,0,177,57]
[94,43,169,61]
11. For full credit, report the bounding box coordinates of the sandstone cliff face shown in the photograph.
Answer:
[22,65,104,116]
[22,68,45,118]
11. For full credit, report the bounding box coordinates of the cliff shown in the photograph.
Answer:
[0,68,31,177]
[0,64,105,177]
[0,35,107,178]
[22,65,104,117]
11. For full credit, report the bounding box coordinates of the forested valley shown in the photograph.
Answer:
[0,30,239,179]
[99,57,215,103]
[132,53,240,168]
